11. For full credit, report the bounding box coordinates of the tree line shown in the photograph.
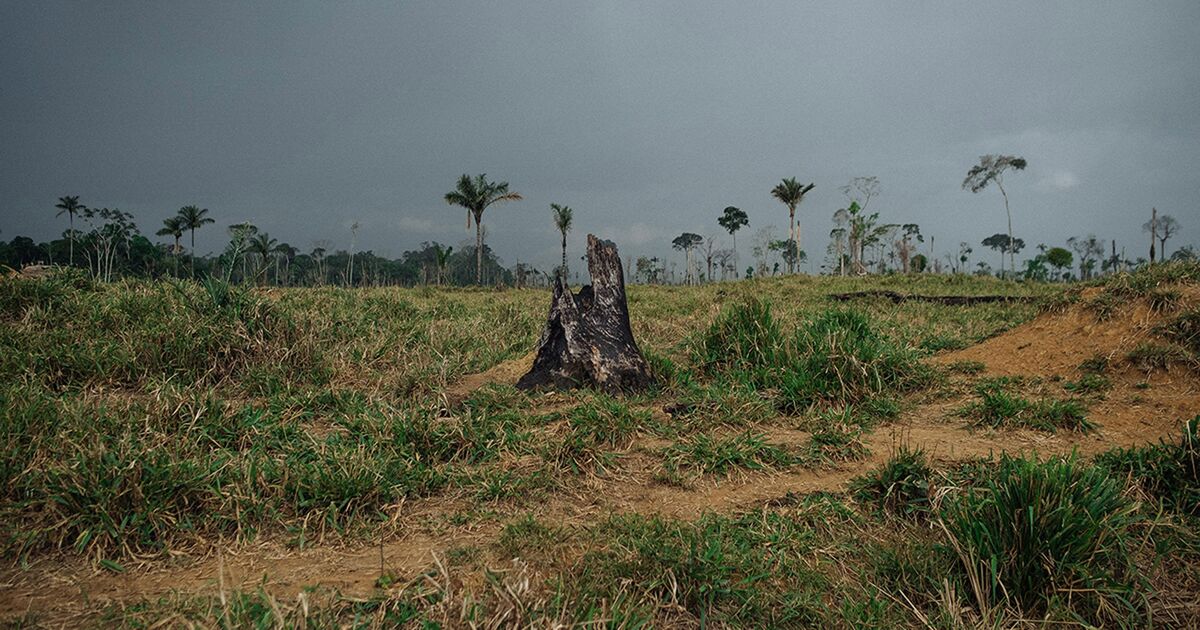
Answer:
[4,159,1192,286]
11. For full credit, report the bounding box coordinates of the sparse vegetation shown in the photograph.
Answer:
[958,381,1094,432]
[3,269,1199,627]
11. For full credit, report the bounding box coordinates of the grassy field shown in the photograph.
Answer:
[2,265,1199,628]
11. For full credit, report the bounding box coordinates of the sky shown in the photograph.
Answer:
[2,1,1198,273]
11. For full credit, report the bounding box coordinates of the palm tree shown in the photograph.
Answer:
[156,216,185,276]
[247,232,278,284]
[177,205,215,277]
[55,195,85,266]
[551,203,573,281]
[444,174,523,284]
[770,178,815,273]
[433,244,453,286]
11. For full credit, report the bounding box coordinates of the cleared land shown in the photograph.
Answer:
[2,265,1199,628]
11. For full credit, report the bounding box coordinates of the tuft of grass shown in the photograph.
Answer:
[1148,288,1182,312]
[1079,353,1109,374]
[1096,416,1199,516]
[661,432,797,478]
[941,455,1146,625]
[850,446,932,518]
[958,382,1094,433]
[1156,305,1200,358]
[696,300,932,412]
[1126,342,1190,370]
[1103,259,1200,296]
[1062,371,1110,395]
[550,395,649,473]
[1086,291,1122,321]
[946,360,986,375]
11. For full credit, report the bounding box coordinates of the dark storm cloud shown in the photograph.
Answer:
[2,1,1198,271]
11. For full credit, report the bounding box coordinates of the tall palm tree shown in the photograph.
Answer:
[444,174,523,284]
[55,195,85,266]
[551,203,573,281]
[432,244,453,286]
[177,205,215,277]
[156,216,185,276]
[247,232,278,285]
[770,178,815,273]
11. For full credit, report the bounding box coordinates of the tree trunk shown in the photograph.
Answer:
[561,233,567,282]
[517,235,652,394]
[475,216,483,284]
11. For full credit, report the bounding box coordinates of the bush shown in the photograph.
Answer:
[941,455,1144,624]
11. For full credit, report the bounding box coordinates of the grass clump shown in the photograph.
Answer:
[550,395,649,473]
[1156,305,1200,357]
[1063,371,1110,395]
[1126,342,1190,370]
[570,511,829,626]
[661,431,797,478]
[696,300,931,411]
[942,455,1146,625]
[958,382,1094,433]
[1097,416,1199,516]
[850,446,932,518]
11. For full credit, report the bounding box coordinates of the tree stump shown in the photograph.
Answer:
[516,235,652,393]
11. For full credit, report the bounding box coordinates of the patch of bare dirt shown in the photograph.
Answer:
[443,352,535,406]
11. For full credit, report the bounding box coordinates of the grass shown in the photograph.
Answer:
[8,267,1200,627]
[957,380,1095,433]
[942,455,1146,625]
[1097,416,1199,516]
[696,300,935,412]
[851,446,933,518]
[661,431,798,479]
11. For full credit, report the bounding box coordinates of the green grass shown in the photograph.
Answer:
[696,300,934,412]
[1097,416,1199,516]
[958,381,1095,433]
[12,268,1200,627]
[850,446,933,518]
[942,454,1146,625]
[661,431,798,479]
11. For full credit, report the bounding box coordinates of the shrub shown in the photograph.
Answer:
[941,455,1144,624]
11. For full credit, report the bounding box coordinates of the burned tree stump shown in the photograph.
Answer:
[516,235,652,393]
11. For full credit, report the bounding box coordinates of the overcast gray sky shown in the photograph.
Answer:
[2,1,1198,273]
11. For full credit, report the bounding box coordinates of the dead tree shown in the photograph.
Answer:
[517,235,652,393]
